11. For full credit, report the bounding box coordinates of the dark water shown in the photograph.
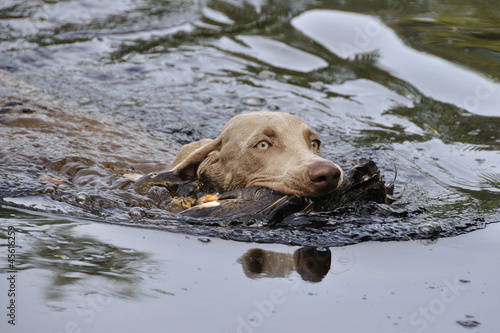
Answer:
[1,0,499,247]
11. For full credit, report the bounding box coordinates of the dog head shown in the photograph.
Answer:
[170,111,343,197]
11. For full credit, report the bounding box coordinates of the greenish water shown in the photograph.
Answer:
[1,1,500,332]
[1,0,499,245]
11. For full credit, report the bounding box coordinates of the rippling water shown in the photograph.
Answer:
[1,0,499,246]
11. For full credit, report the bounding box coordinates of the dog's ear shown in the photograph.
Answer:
[170,138,219,177]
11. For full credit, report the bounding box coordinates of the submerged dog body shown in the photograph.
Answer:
[170,112,343,197]
[0,72,401,225]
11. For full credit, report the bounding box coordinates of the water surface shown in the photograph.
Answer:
[1,1,500,332]
[1,0,499,246]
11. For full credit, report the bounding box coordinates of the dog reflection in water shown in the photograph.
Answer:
[238,247,331,283]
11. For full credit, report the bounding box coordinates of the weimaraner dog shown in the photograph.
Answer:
[170,111,343,197]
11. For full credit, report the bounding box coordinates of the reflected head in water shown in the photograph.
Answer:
[239,247,331,283]
[294,247,332,283]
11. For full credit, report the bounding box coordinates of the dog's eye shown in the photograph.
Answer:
[255,141,271,149]
[311,140,321,150]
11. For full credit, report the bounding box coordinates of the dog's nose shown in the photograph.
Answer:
[307,161,342,194]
